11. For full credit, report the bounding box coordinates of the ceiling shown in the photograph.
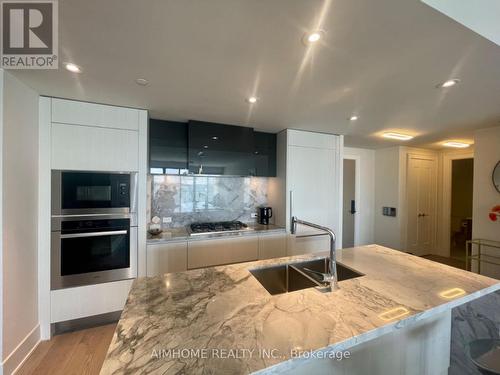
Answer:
[10,0,500,149]
[422,0,500,46]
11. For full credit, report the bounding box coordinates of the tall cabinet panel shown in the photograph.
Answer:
[39,98,148,339]
[274,129,343,253]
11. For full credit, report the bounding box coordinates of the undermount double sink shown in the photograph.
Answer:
[250,258,364,295]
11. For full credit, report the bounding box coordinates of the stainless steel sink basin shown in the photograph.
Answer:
[250,258,363,295]
[293,258,364,283]
[250,264,318,295]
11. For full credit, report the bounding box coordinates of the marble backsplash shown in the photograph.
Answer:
[147,175,270,228]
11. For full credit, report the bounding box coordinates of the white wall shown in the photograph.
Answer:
[344,147,375,246]
[472,126,500,278]
[1,71,39,374]
[374,147,403,249]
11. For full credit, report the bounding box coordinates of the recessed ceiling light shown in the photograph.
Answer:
[302,30,324,45]
[203,145,209,149]
[437,79,460,88]
[246,96,258,104]
[382,132,414,141]
[349,115,358,121]
[442,141,471,148]
[135,78,149,86]
[212,136,219,140]
[64,63,82,73]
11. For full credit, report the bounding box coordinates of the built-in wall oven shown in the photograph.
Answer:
[51,171,138,290]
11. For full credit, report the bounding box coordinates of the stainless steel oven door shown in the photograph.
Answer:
[51,223,137,290]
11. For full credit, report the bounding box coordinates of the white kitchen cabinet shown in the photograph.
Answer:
[274,129,343,251]
[147,242,188,276]
[51,122,139,171]
[51,98,139,131]
[258,233,287,260]
[187,236,259,269]
[50,279,134,323]
[287,129,336,149]
[39,97,148,338]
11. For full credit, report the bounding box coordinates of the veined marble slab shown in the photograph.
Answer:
[100,245,500,375]
[146,223,286,244]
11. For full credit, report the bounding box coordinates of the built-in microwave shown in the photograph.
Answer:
[51,170,137,215]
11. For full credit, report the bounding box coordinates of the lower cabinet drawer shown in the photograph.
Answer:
[287,234,330,256]
[147,242,188,276]
[188,236,259,269]
[258,233,287,260]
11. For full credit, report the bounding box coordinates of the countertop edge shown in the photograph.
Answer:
[146,226,287,244]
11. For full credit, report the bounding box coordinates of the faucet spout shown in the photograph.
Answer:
[291,216,338,291]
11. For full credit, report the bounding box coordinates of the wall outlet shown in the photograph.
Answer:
[251,213,258,218]
[163,217,172,224]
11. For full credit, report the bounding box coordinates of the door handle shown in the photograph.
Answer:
[349,200,356,214]
[60,230,128,239]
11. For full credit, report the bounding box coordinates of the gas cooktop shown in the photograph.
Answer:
[189,221,252,235]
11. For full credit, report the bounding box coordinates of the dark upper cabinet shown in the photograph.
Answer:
[254,131,277,177]
[149,119,276,177]
[188,120,256,176]
[149,120,188,171]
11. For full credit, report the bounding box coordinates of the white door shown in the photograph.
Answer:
[407,156,437,255]
[343,159,356,248]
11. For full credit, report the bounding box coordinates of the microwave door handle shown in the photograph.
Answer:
[60,230,128,239]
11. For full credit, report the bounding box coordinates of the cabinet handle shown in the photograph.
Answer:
[60,230,128,239]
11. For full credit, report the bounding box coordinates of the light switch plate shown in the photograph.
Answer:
[163,217,172,224]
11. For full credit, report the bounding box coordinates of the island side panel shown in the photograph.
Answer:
[450,289,500,375]
[259,310,451,375]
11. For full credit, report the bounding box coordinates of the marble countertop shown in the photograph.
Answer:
[147,223,286,244]
[100,245,500,375]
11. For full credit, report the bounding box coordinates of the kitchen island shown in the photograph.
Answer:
[100,245,500,374]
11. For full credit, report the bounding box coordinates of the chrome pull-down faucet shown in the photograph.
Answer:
[291,216,338,291]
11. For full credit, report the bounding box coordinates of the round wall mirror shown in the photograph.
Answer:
[493,161,500,193]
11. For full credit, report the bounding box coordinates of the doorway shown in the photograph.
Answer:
[343,159,356,248]
[450,158,474,261]
[406,154,438,256]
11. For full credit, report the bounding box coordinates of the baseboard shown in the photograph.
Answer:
[1,324,40,375]
[53,310,121,335]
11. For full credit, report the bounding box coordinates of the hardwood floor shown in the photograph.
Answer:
[17,323,116,375]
